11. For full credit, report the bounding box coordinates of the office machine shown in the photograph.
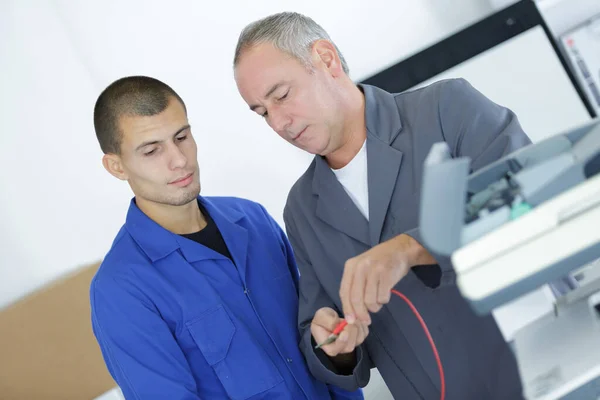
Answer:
[511,273,600,399]
[418,117,600,399]
[560,14,600,116]
[419,117,600,314]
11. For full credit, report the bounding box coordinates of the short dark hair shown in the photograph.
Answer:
[93,76,187,154]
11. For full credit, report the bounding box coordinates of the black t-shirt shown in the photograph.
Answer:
[180,201,233,262]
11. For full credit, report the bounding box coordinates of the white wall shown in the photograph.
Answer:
[488,0,600,38]
[535,0,600,37]
[0,0,495,310]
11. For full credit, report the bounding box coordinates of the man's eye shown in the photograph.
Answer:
[176,135,187,141]
[144,149,156,156]
[278,91,289,101]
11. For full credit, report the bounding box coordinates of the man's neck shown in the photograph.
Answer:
[325,85,367,170]
[136,197,207,235]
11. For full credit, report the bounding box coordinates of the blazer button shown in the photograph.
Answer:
[244,288,250,294]
[286,358,293,363]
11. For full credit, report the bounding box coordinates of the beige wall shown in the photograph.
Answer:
[0,262,115,400]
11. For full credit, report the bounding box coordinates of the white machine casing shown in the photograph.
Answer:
[513,283,600,399]
[452,169,600,310]
[419,117,600,399]
[419,117,600,314]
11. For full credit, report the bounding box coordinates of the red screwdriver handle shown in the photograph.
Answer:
[332,320,348,336]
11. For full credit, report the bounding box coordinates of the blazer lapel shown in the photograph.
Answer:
[313,156,370,246]
[310,84,405,248]
[367,136,403,246]
[361,84,405,246]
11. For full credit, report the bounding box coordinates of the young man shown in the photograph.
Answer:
[233,12,530,400]
[90,75,363,400]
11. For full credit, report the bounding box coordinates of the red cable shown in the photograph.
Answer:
[391,289,445,400]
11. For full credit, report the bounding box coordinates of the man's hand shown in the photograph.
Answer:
[339,234,436,325]
[311,307,368,357]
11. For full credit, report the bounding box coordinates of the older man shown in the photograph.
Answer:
[234,12,529,400]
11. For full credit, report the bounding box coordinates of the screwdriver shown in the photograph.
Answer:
[314,319,348,349]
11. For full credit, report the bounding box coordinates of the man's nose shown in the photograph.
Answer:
[169,144,187,170]
[268,109,291,134]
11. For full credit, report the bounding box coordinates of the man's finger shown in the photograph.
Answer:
[350,262,370,324]
[324,325,359,355]
[343,325,360,353]
[340,259,356,324]
[356,321,369,345]
[320,328,352,357]
[364,269,382,313]
[319,341,341,357]
[377,275,392,305]
[312,307,340,332]
[377,268,396,305]
[311,324,331,346]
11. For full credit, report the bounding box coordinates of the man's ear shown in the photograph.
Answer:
[311,39,344,77]
[102,153,128,181]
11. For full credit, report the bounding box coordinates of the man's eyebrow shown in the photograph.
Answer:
[264,82,283,99]
[135,124,191,151]
[249,83,284,111]
[173,124,191,137]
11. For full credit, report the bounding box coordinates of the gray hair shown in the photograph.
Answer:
[234,12,350,75]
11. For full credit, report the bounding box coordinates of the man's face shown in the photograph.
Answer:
[234,42,344,156]
[104,96,200,208]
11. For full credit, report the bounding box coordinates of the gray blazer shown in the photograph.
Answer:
[283,78,532,400]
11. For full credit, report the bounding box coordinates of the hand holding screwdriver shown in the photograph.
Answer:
[314,320,348,349]
[310,307,369,357]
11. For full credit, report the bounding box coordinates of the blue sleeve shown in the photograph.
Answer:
[90,275,202,400]
[258,203,366,398]
[329,386,365,400]
[256,203,300,292]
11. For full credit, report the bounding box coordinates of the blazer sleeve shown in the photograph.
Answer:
[90,275,203,400]
[283,204,372,392]
[407,78,532,287]
[438,78,532,170]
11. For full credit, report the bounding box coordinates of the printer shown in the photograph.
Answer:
[418,118,600,399]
